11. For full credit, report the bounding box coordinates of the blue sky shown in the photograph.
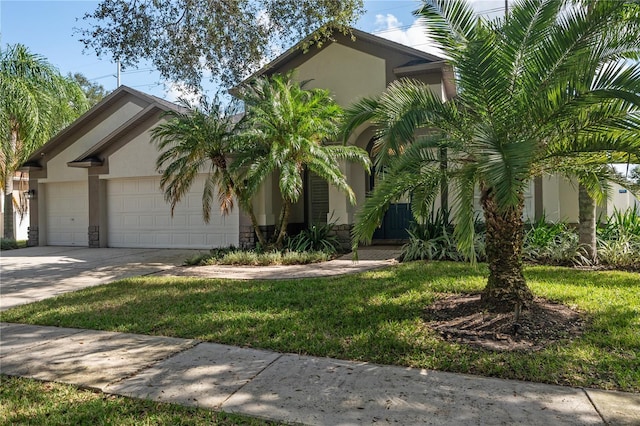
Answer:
[0,0,507,100]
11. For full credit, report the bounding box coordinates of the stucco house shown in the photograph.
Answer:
[21,28,636,249]
[21,86,239,248]
[233,28,621,245]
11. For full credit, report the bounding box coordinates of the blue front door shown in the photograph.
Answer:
[373,203,411,240]
[367,139,411,240]
[368,170,411,240]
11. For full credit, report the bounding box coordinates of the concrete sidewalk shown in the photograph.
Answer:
[2,322,638,425]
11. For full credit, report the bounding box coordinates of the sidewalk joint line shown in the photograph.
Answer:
[104,339,202,388]
[582,388,606,425]
[217,352,285,409]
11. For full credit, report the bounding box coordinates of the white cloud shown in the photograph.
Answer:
[164,81,202,106]
[373,14,444,58]
[370,2,512,57]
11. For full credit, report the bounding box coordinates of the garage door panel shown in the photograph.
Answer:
[107,176,238,248]
[138,197,154,211]
[46,181,88,246]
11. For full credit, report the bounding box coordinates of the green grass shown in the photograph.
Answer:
[2,262,638,391]
[0,375,280,425]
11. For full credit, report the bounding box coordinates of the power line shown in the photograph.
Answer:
[89,73,114,81]
[130,82,164,89]
[121,67,155,74]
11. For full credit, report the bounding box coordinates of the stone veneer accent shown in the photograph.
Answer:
[331,224,353,251]
[27,226,39,247]
[88,226,100,248]
[238,225,277,249]
[238,225,255,249]
[238,223,352,250]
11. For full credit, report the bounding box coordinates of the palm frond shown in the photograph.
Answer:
[341,97,380,143]
[415,0,477,54]
[451,165,479,262]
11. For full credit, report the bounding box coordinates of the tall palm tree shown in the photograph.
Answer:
[235,72,371,248]
[151,98,252,227]
[343,0,640,311]
[1,44,87,239]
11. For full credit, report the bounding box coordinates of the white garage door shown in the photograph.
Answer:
[107,176,239,248]
[46,181,88,246]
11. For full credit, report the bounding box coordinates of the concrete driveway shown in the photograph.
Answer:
[0,247,203,311]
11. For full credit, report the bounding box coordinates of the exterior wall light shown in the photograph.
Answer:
[24,189,36,200]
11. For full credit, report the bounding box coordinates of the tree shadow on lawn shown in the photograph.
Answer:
[3,261,637,390]
[1,261,484,345]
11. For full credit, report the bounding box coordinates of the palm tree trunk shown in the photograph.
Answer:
[578,184,597,263]
[234,184,267,247]
[3,178,15,240]
[274,201,291,248]
[3,130,18,240]
[439,147,449,221]
[481,189,533,312]
[247,207,267,247]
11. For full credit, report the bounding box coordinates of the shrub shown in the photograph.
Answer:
[285,222,341,254]
[280,250,332,265]
[523,217,585,266]
[598,235,640,268]
[215,250,331,265]
[598,205,640,241]
[185,247,332,266]
[183,246,237,266]
[597,206,640,268]
[401,209,485,262]
[0,238,19,250]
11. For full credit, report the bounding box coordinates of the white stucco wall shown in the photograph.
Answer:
[608,182,640,215]
[542,175,580,223]
[542,175,561,222]
[559,177,579,223]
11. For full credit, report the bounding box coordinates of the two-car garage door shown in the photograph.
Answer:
[44,177,238,248]
[107,176,238,248]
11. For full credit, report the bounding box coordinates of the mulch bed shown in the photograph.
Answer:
[424,294,586,352]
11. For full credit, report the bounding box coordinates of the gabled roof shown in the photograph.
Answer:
[238,27,447,87]
[235,28,456,97]
[66,103,164,168]
[22,85,184,170]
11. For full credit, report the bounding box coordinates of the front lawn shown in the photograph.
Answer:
[1,262,638,392]
[0,375,279,425]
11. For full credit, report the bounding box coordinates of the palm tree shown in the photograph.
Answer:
[1,44,87,239]
[151,97,253,228]
[343,0,640,312]
[235,72,371,248]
